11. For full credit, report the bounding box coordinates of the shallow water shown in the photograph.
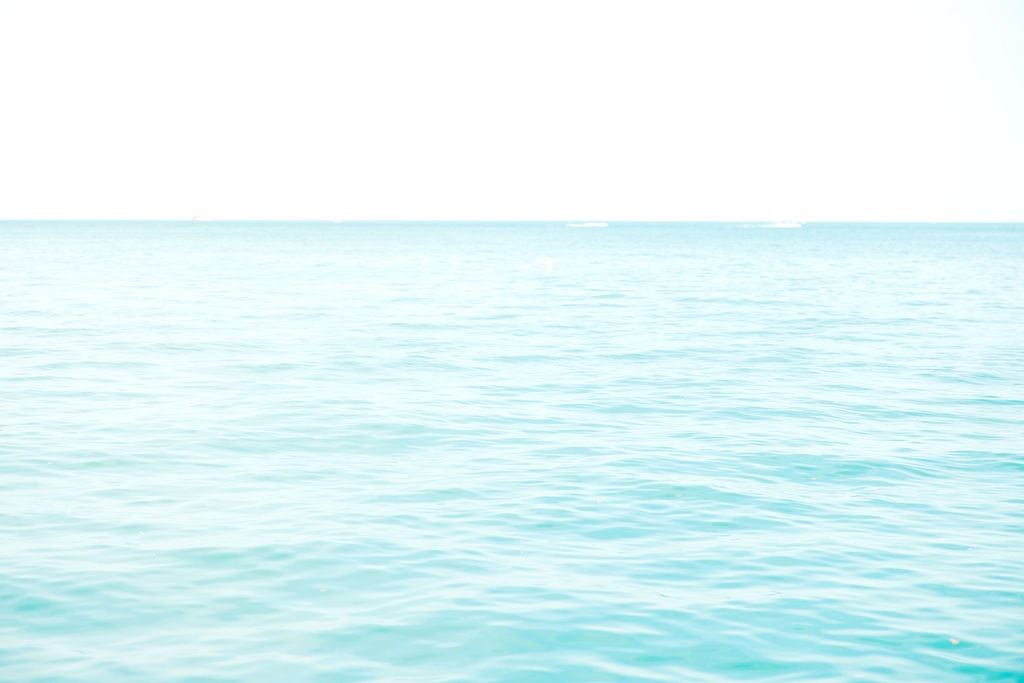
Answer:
[2,221,1022,681]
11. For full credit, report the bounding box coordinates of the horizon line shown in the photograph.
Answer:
[3,218,1024,225]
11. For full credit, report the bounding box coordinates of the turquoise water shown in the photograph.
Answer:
[2,221,1022,681]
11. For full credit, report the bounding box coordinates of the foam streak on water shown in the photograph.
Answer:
[1,222,1022,681]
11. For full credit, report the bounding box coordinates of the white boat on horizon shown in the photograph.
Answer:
[566,221,608,228]
[760,220,803,229]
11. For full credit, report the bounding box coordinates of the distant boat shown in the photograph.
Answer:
[566,221,608,228]
[761,220,803,229]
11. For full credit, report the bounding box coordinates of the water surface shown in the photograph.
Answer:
[2,221,1022,681]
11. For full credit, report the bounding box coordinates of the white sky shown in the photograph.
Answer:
[0,0,1022,220]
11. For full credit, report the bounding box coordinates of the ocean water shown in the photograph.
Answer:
[1,221,1022,682]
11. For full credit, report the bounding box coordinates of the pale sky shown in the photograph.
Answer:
[0,0,1022,221]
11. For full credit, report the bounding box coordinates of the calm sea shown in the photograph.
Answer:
[2,221,1022,681]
